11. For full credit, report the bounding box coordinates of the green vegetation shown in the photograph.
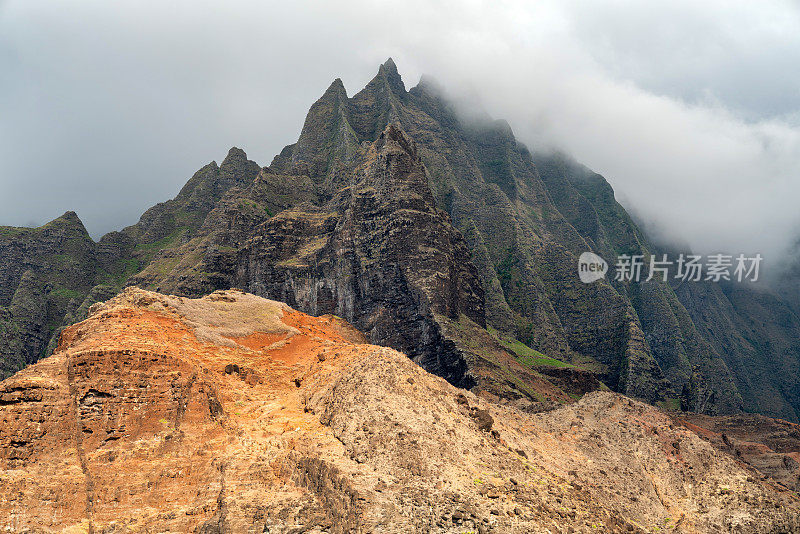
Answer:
[656,397,682,412]
[50,253,77,265]
[48,287,83,302]
[503,338,571,368]
[134,226,189,263]
[237,199,265,214]
[0,226,29,237]
[487,326,573,369]
[437,314,549,402]
[495,247,516,286]
[100,258,142,288]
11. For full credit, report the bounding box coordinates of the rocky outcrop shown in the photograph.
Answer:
[676,411,800,492]
[1,288,797,532]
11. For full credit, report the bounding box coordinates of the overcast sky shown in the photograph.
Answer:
[2,1,799,266]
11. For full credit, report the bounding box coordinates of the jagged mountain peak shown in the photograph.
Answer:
[381,56,398,72]
[306,78,348,115]
[42,210,88,231]
[175,148,260,203]
[37,211,93,242]
[221,146,249,166]
[377,57,402,86]
[56,210,80,222]
[219,146,261,182]
[323,77,347,98]
[292,60,412,168]
[357,57,407,99]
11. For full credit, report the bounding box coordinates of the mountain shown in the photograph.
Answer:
[776,236,800,312]
[125,59,740,412]
[0,212,100,378]
[1,59,799,421]
[1,287,797,532]
[0,148,260,381]
[673,279,800,420]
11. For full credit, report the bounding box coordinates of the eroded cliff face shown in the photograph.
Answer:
[1,288,797,533]
[155,59,725,410]
[235,125,485,387]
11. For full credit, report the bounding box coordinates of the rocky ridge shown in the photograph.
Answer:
[1,288,797,533]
